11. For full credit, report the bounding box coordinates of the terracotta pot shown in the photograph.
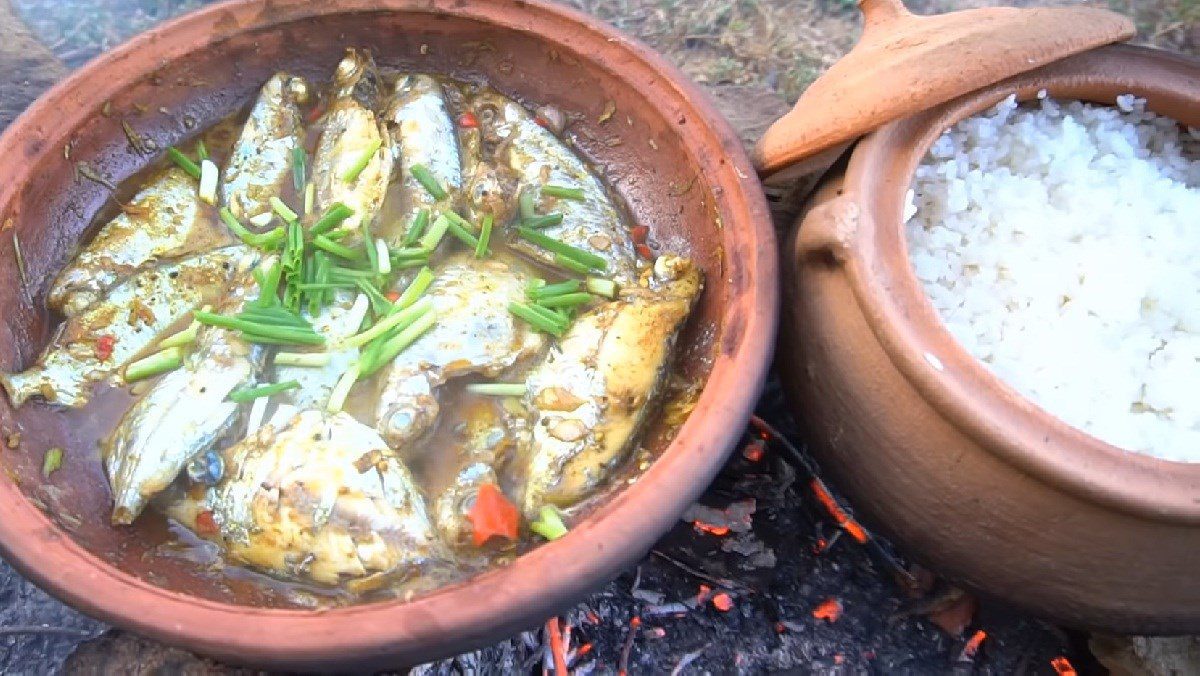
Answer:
[779,44,1200,633]
[0,0,776,668]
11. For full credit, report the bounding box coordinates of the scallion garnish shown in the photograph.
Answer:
[525,213,564,229]
[310,202,355,236]
[554,253,591,275]
[42,447,64,478]
[528,279,582,299]
[411,163,447,200]
[167,147,201,179]
[508,302,566,336]
[340,297,434,350]
[466,382,527,397]
[375,239,392,275]
[228,380,300,403]
[526,302,570,329]
[475,214,493,258]
[359,309,438,377]
[195,140,209,162]
[585,277,618,299]
[275,352,332,367]
[125,347,186,382]
[517,227,607,271]
[194,311,324,346]
[158,307,208,349]
[518,188,537,222]
[420,214,452,252]
[314,234,362,260]
[326,363,361,413]
[445,216,481,250]
[541,184,586,201]
[291,146,306,193]
[271,196,300,224]
[530,505,569,540]
[538,292,594,309]
[394,266,435,310]
[403,208,431,247]
[343,138,383,183]
[356,279,392,316]
[304,182,316,216]
[220,208,284,250]
[198,159,219,205]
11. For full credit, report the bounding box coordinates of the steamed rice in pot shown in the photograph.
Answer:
[905,93,1200,462]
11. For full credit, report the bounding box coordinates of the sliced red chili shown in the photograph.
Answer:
[635,244,654,260]
[195,510,220,537]
[95,335,116,361]
[458,111,479,129]
[630,225,650,245]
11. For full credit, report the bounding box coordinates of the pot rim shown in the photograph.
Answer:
[0,0,777,667]
[834,43,1200,524]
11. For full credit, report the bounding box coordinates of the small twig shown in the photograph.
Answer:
[545,617,568,675]
[630,564,642,595]
[671,644,708,675]
[650,550,752,593]
[617,621,637,676]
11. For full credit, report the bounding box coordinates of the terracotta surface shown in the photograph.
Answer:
[0,0,776,668]
[752,0,1135,177]
[779,44,1200,633]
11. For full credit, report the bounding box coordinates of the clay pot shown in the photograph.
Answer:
[779,44,1200,633]
[0,0,775,668]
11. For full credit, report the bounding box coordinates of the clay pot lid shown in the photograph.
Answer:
[752,0,1135,177]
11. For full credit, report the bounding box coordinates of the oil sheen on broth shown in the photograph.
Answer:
[0,48,703,603]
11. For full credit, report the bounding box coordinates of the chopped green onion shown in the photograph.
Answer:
[291,146,306,193]
[509,302,566,336]
[445,217,480,250]
[475,214,493,258]
[420,214,452,252]
[538,292,594,309]
[228,380,300,403]
[530,505,569,540]
[194,311,324,345]
[296,282,356,292]
[125,347,186,382]
[238,306,315,327]
[525,213,564,229]
[528,279,582,299]
[375,239,391,275]
[343,139,383,183]
[554,253,591,275]
[393,258,429,270]
[195,140,209,162]
[356,279,392,316]
[518,227,607,271]
[466,382,527,397]
[326,363,361,413]
[42,447,64,478]
[158,308,207,349]
[329,267,379,280]
[541,184,586,201]
[360,309,438,377]
[526,302,570,329]
[271,196,300,224]
[410,163,447,200]
[314,234,362,260]
[255,261,284,307]
[403,208,431,247]
[340,297,433,350]
[518,188,537,221]
[198,160,219,204]
[220,208,284,250]
[310,203,355,236]
[167,147,201,179]
[586,277,618,299]
[394,266,435,310]
[275,352,332,367]
[390,246,429,260]
[304,182,316,216]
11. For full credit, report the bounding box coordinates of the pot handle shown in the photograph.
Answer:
[794,192,863,265]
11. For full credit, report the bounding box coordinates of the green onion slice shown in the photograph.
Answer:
[541,184,586,201]
[228,380,300,403]
[275,352,331,367]
[311,203,355,236]
[403,208,431,247]
[537,292,594,309]
[411,163,448,200]
[517,227,607,271]
[466,382,527,397]
[167,147,201,179]
[343,139,383,183]
[528,279,582,299]
[291,146,306,193]
[525,213,564,229]
[530,505,569,540]
[125,347,186,382]
[42,447,64,478]
[475,214,493,258]
[508,302,566,336]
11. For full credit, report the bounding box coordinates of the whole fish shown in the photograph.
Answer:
[380,74,460,245]
[470,91,639,284]
[1,246,251,408]
[376,253,546,451]
[47,167,234,316]
[223,73,311,220]
[106,257,266,526]
[515,255,702,517]
[196,410,441,585]
[312,49,393,242]
[276,291,369,410]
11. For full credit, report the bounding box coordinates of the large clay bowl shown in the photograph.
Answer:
[780,44,1200,633]
[0,0,776,668]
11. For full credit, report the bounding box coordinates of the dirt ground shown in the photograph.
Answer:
[0,0,1197,673]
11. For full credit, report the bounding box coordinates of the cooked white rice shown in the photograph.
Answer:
[905,93,1200,462]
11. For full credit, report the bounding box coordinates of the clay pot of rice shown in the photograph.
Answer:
[764,0,1200,633]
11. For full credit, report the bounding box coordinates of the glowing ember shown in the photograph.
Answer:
[812,598,842,623]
